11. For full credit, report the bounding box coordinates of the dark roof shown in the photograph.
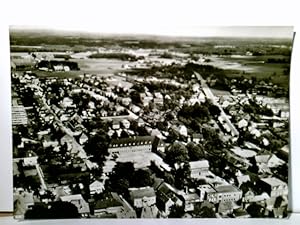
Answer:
[94,198,123,210]
[109,136,154,148]
[129,187,155,199]
[215,185,240,193]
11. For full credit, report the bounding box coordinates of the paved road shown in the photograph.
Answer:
[194,72,239,137]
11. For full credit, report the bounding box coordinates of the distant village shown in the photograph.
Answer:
[12,45,289,219]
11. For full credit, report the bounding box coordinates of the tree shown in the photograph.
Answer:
[165,142,189,166]
[107,162,134,195]
[49,201,80,218]
[186,142,205,161]
[168,205,185,218]
[25,201,80,219]
[208,104,221,118]
[84,131,109,164]
[131,169,153,187]
[246,203,265,218]
[120,130,129,138]
[174,163,191,190]
[193,204,216,218]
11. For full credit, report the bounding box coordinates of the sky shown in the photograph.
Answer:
[11,26,294,39]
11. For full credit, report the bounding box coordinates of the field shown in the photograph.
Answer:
[204,55,290,88]
[72,58,130,75]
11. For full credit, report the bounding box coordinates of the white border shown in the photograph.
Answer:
[1,0,300,214]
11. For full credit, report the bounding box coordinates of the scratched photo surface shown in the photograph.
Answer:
[10,26,292,219]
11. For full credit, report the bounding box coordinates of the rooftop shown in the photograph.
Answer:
[129,187,156,199]
[109,136,154,148]
[94,197,123,209]
[215,185,240,193]
[189,160,209,169]
[261,177,287,187]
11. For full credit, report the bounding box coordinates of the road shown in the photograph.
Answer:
[194,72,239,137]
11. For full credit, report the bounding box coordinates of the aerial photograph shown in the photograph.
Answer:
[11,26,292,219]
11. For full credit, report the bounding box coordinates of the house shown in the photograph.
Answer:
[121,119,130,129]
[107,129,115,137]
[236,175,251,187]
[237,118,248,129]
[243,191,270,206]
[140,93,153,107]
[121,97,132,106]
[189,160,210,179]
[112,121,120,130]
[94,192,136,218]
[280,109,289,118]
[198,184,242,204]
[79,133,88,145]
[61,97,74,108]
[156,192,175,216]
[108,136,154,155]
[130,104,141,114]
[191,133,202,144]
[13,189,35,218]
[178,125,188,136]
[137,118,145,127]
[60,194,90,217]
[155,182,183,216]
[198,184,217,202]
[255,154,285,173]
[89,180,105,195]
[152,136,166,153]
[258,177,288,198]
[129,187,156,208]
[100,109,108,117]
[180,192,200,212]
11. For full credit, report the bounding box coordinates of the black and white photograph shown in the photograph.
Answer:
[10,26,293,219]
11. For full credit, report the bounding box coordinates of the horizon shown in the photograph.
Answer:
[10,26,294,40]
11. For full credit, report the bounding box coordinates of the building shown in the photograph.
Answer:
[237,118,248,129]
[89,180,105,195]
[129,187,156,208]
[93,192,135,218]
[60,194,90,217]
[121,119,130,129]
[258,177,288,198]
[137,118,145,127]
[152,136,166,153]
[180,192,201,212]
[198,184,242,204]
[156,182,183,216]
[191,133,202,144]
[79,133,88,145]
[112,121,120,130]
[12,105,28,126]
[189,160,210,179]
[13,189,35,218]
[108,136,154,154]
[255,154,285,174]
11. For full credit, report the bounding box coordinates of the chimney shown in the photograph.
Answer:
[185,186,189,194]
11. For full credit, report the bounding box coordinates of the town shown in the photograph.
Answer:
[11,30,291,219]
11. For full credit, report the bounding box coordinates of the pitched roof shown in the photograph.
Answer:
[215,185,240,193]
[60,194,85,202]
[237,175,250,186]
[189,160,209,169]
[109,136,154,148]
[260,177,287,187]
[129,187,156,199]
[94,197,122,210]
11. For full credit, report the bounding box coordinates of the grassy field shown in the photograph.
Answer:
[208,55,290,88]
